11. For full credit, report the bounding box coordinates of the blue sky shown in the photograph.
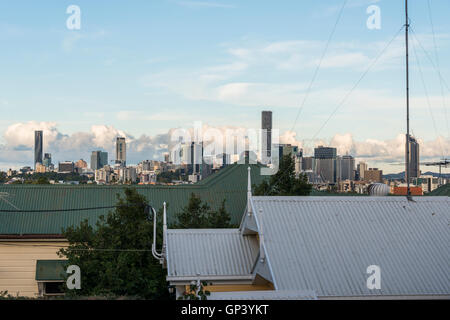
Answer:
[0,0,449,173]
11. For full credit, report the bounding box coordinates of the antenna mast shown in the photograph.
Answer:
[405,0,411,198]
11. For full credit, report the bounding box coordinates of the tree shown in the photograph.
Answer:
[254,154,312,196]
[58,188,171,299]
[173,193,233,228]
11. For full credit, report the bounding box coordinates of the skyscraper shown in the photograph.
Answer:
[357,161,368,181]
[339,155,355,181]
[115,137,126,166]
[314,146,338,183]
[408,136,420,179]
[34,130,43,169]
[261,111,272,164]
[91,151,108,170]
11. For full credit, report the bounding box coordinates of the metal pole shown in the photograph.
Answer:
[405,0,411,198]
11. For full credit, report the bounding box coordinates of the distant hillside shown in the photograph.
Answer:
[383,171,450,180]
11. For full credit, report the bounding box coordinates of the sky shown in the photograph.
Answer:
[0,0,449,173]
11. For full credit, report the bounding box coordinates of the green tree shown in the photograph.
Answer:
[173,193,233,228]
[35,176,50,184]
[58,188,170,299]
[254,154,312,196]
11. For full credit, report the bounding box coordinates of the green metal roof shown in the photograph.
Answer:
[0,164,267,235]
[35,260,68,281]
[427,183,450,196]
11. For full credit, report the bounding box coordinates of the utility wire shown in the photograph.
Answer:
[427,0,449,138]
[410,27,450,93]
[0,242,153,252]
[262,0,348,196]
[308,25,405,146]
[0,204,154,213]
[290,0,348,134]
[411,33,445,158]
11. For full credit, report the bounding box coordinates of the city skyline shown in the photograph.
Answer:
[0,0,449,173]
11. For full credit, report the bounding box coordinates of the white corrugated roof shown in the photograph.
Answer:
[248,196,450,297]
[166,229,258,280]
[209,290,317,300]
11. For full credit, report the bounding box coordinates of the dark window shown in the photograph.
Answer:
[44,282,64,295]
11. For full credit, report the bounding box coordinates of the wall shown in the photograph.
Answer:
[0,241,67,297]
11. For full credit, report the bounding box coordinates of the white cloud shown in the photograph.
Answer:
[0,122,168,168]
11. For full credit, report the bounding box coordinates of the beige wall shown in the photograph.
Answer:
[0,241,67,297]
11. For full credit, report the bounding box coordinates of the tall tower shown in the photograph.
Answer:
[34,130,43,169]
[408,136,420,179]
[116,137,126,166]
[261,111,272,164]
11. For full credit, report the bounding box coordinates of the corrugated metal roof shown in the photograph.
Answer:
[209,290,317,300]
[0,164,266,235]
[166,229,259,279]
[249,196,450,297]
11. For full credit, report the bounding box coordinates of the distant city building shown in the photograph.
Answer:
[34,130,43,169]
[314,146,338,183]
[43,153,52,168]
[35,163,46,173]
[58,161,75,173]
[301,157,315,171]
[364,168,383,183]
[164,153,170,163]
[75,159,88,169]
[261,111,272,164]
[407,136,420,179]
[115,137,126,166]
[91,151,108,170]
[338,155,355,181]
[357,161,368,181]
[315,158,337,183]
[95,167,110,184]
[314,146,337,159]
[118,167,137,183]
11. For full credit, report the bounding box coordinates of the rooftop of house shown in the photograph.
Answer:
[164,171,450,298]
[0,163,266,237]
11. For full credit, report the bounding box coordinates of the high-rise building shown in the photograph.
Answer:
[408,136,420,179]
[357,161,368,181]
[339,155,355,181]
[314,146,338,183]
[43,153,52,168]
[115,137,126,166]
[364,168,383,183]
[314,146,337,159]
[34,130,43,169]
[91,151,108,170]
[58,161,75,173]
[261,111,272,164]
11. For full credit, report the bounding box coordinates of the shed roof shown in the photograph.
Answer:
[247,196,450,297]
[0,163,266,236]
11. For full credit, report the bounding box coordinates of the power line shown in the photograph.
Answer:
[262,0,348,196]
[0,242,153,252]
[410,27,450,93]
[410,32,444,158]
[308,25,405,146]
[427,0,449,138]
[290,0,348,133]
[0,203,155,213]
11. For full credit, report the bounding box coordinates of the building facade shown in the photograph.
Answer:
[34,130,43,169]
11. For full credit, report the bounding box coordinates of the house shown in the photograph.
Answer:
[0,164,265,297]
[162,168,450,299]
